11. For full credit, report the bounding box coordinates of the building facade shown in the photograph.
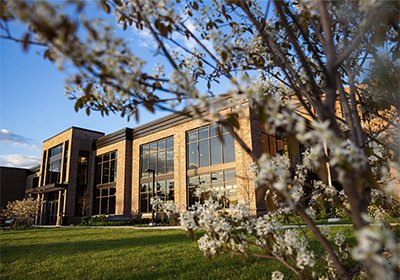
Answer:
[23,103,306,225]
[0,166,39,210]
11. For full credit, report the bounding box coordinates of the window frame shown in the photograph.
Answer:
[139,136,175,213]
[45,144,63,185]
[187,168,237,209]
[140,136,174,179]
[186,123,235,171]
[95,151,117,186]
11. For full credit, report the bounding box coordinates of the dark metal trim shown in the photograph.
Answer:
[26,183,68,194]
[43,126,104,143]
[95,128,133,149]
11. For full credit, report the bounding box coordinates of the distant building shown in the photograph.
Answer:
[0,165,39,209]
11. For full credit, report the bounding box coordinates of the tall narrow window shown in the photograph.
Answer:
[45,144,63,185]
[75,151,89,216]
[139,136,174,213]
[94,151,117,215]
[62,140,69,183]
[40,150,47,186]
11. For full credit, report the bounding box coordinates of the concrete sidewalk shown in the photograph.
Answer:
[35,225,182,230]
[34,223,398,230]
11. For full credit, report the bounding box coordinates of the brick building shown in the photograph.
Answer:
[0,166,38,210]
[20,100,307,225]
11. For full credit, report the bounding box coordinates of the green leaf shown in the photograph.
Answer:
[85,107,91,116]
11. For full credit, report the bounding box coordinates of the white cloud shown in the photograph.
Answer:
[0,128,40,150]
[0,154,40,169]
[130,27,157,49]
[171,17,215,55]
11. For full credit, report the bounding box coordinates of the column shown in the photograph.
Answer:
[56,190,62,226]
[39,193,45,225]
[62,189,67,224]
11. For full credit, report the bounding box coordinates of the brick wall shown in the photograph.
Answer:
[131,105,258,214]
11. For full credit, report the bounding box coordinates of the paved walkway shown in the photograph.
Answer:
[35,223,398,230]
[35,225,182,230]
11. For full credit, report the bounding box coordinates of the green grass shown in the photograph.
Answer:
[1,227,288,280]
[1,226,398,280]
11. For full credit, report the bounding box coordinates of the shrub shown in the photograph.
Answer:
[1,197,37,228]
[130,211,142,225]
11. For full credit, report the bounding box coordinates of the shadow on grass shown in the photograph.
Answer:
[1,232,189,257]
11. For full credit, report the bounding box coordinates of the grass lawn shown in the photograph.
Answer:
[1,227,290,280]
[1,226,398,279]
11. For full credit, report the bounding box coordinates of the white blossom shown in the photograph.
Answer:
[271,271,284,280]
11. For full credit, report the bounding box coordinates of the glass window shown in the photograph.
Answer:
[149,142,157,153]
[211,172,223,185]
[142,144,149,155]
[186,123,235,170]
[45,144,63,185]
[166,149,174,173]
[166,137,174,149]
[198,127,209,139]
[188,131,197,143]
[210,138,222,165]
[188,169,237,209]
[149,154,156,171]
[141,156,148,177]
[139,136,174,213]
[188,176,199,187]
[140,193,149,213]
[158,139,166,150]
[140,182,149,192]
[139,179,174,213]
[157,151,166,175]
[94,186,116,215]
[95,151,117,185]
[167,180,174,201]
[102,161,110,183]
[223,134,235,163]
[141,136,173,176]
[187,143,198,169]
[224,170,236,182]
[210,124,220,137]
[199,140,210,167]
[62,141,69,183]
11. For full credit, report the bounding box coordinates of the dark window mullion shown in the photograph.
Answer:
[100,162,104,185]
[220,136,224,163]
[108,159,112,183]
[208,139,211,166]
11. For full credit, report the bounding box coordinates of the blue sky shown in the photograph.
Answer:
[0,2,258,169]
[0,22,172,168]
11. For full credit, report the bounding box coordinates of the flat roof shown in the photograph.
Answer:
[43,126,105,143]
